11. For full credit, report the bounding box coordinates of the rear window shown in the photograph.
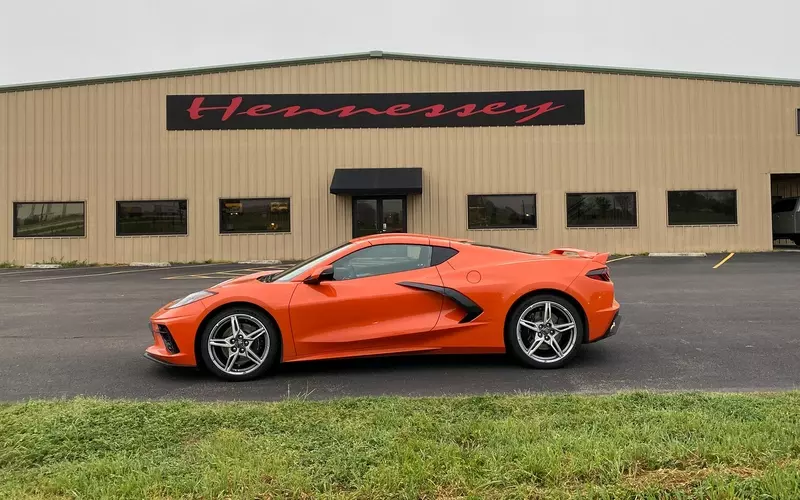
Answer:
[772,198,799,214]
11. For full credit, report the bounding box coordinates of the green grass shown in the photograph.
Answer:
[1,393,800,499]
[0,261,20,268]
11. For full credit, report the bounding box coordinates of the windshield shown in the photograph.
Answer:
[264,242,353,282]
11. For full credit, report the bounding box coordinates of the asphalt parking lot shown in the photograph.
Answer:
[1,252,799,401]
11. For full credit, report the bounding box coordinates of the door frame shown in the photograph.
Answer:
[352,196,408,238]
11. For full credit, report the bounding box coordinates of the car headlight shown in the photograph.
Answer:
[167,290,217,309]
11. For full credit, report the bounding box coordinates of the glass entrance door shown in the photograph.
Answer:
[352,197,407,238]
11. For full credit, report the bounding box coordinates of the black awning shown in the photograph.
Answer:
[329,167,423,196]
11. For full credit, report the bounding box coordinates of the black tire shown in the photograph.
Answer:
[505,293,585,369]
[198,306,281,381]
[793,237,800,247]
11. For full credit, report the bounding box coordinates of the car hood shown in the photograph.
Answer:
[209,269,281,289]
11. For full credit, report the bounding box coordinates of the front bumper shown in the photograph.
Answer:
[143,351,196,368]
[144,300,208,367]
[590,311,622,343]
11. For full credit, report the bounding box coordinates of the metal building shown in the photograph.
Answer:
[1,51,799,265]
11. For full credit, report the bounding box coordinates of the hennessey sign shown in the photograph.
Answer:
[166,91,585,130]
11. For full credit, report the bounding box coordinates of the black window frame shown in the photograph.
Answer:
[115,199,189,237]
[219,197,291,234]
[12,201,87,238]
[666,189,738,226]
[467,193,538,230]
[565,191,638,228]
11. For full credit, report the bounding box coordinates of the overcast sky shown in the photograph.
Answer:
[1,0,798,86]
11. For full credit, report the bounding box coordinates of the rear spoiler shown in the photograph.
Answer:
[549,247,610,264]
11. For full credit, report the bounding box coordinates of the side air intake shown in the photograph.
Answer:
[396,281,483,323]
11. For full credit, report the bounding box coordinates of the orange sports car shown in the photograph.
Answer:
[145,233,621,381]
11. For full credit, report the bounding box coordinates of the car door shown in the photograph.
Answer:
[288,243,445,357]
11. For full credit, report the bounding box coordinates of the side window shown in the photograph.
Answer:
[332,244,433,280]
[431,246,458,265]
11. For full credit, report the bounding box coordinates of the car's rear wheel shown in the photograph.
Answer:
[506,294,584,369]
[199,307,280,381]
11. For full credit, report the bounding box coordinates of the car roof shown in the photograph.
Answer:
[349,232,472,245]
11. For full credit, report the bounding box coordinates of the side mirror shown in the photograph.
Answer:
[303,266,334,285]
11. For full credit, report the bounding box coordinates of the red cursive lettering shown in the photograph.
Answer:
[241,104,273,116]
[325,106,383,117]
[481,102,509,114]
[417,103,482,118]
[188,96,565,124]
[513,102,565,123]
[383,104,414,116]
[187,96,242,121]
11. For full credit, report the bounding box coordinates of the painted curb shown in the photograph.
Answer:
[129,262,171,267]
[237,260,282,265]
[648,252,707,257]
[24,263,62,269]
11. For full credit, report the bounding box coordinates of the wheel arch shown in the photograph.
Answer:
[503,288,590,345]
[193,301,283,369]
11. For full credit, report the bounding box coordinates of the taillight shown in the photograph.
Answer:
[586,266,611,282]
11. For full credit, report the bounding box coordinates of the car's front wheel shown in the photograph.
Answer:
[198,307,280,381]
[506,294,584,369]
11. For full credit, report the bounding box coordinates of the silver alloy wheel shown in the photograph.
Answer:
[207,313,270,376]
[516,300,578,363]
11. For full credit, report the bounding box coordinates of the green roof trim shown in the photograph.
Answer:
[2,50,800,93]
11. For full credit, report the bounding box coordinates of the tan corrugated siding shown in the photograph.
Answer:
[2,59,800,264]
[0,93,7,263]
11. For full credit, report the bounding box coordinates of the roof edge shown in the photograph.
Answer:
[0,52,374,93]
[2,50,800,93]
[382,51,800,88]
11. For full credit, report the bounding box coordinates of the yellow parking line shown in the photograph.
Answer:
[713,252,735,269]
[607,255,634,263]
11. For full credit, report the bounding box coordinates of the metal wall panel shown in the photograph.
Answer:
[2,59,800,264]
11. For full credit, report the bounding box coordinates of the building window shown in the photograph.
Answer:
[116,200,188,236]
[219,198,291,233]
[566,192,637,227]
[467,194,537,229]
[13,202,86,237]
[667,190,737,225]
